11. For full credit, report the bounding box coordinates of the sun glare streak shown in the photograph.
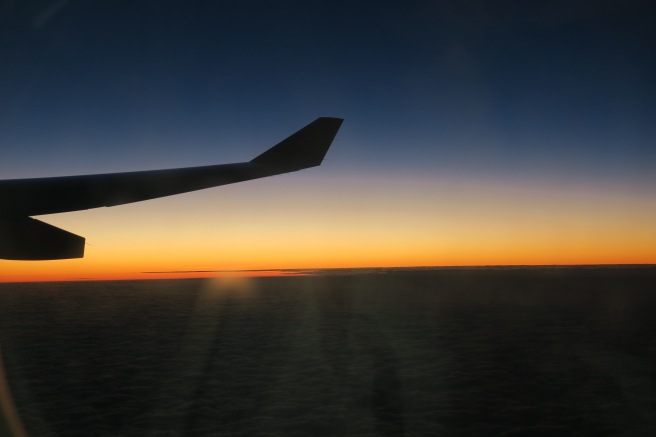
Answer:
[0,345,27,437]
[201,275,255,296]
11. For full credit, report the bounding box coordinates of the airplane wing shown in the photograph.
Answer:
[0,117,343,260]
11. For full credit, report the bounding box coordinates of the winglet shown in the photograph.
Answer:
[251,117,343,171]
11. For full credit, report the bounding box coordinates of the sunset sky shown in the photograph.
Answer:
[1,1,655,282]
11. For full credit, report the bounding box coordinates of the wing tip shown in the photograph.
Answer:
[251,117,343,170]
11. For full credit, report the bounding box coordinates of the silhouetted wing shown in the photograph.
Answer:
[0,117,343,218]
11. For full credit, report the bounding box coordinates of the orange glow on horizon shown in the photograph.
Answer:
[1,174,655,283]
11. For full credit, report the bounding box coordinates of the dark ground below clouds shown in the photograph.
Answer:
[1,267,656,436]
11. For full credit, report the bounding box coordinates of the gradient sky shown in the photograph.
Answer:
[1,0,655,281]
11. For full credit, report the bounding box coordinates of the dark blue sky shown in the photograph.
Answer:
[2,0,655,187]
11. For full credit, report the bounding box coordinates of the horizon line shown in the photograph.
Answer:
[142,263,656,274]
[2,263,655,285]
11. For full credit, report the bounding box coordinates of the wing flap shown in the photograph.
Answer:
[0,217,85,260]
